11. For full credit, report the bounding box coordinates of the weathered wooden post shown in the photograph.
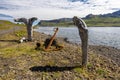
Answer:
[73,16,88,67]
[14,17,37,41]
[45,28,59,50]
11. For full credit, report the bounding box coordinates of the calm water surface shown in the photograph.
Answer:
[34,27,120,49]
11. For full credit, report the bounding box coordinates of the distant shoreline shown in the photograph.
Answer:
[39,17,120,27]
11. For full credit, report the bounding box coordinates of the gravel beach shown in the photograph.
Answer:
[0,31,120,80]
[36,32,120,66]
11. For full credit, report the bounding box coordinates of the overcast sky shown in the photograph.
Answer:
[0,0,120,20]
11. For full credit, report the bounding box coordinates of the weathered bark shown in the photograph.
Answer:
[45,28,59,50]
[28,17,37,41]
[80,30,88,67]
[27,25,33,41]
[73,16,88,67]
[14,17,37,41]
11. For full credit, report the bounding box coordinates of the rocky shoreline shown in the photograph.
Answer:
[37,32,120,66]
[89,45,120,66]
[0,31,120,80]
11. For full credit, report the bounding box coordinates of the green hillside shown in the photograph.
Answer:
[39,17,120,27]
[0,20,24,30]
[40,21,73,27]
[84,17,120,27]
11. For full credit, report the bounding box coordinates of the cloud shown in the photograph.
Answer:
[0,0,120,20]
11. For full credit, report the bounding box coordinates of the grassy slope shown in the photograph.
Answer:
[0,20,120,80]
[0,20,27,48]
[0,20,25,30]
[40,17,120,27]
[40,21,73,27]
[84,17,120,27]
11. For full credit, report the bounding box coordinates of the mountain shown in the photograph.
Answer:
[0,6,8,10]
[68,0,88,2]
[85,10,120,18]
[102,10,120,17]
[39,9,120,24]
[38,10,120,27]
[38,18,72,25]
[41,18,72,23]
[40,10,120,23]
[0,13,13,22]
[0,14,13,18]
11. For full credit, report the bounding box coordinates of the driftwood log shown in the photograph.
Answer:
[73,16,88,67]
[14,17,37,41]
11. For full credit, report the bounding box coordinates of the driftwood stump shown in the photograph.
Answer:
[73,16,88,67]
[14,17,37,41]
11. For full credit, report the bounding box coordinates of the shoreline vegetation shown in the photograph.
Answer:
[39,17,120,27]
[0,20,120,79]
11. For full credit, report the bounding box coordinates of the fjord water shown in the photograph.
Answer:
[35,27,120,49]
